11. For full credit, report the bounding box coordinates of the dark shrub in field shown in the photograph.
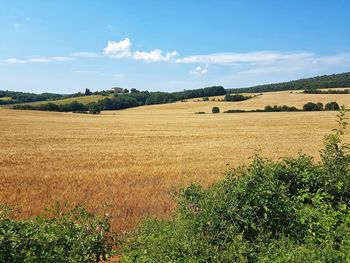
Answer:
[212,106,220,114]
[303,102,324,111]
[325,101,340,111]
[265,105,299,112]
[0,204,116,262]
[224,94,250,102]
[122,107,350,262]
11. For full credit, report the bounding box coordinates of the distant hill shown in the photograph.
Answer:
[0,88,112,105]
[227,72,350,93]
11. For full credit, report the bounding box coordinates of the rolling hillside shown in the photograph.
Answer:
[8,94,110,107]
[117,89,350,114]
[228,71,350,93]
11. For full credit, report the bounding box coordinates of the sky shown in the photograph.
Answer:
[1,0,350,94]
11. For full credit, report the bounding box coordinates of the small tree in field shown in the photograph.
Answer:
[212,106,220,114]
[325,101,340,111]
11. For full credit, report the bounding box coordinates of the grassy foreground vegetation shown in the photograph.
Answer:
[0,204,116,262]
[122,108,350,262]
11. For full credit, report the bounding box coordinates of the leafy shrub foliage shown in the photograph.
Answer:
[303,89,350,94]
[13,101,88,112]
[224,94,250,102]
[212,107,220,114]
[264,105,299,112]
[303,102,324,111]
[122,107,350,262]
[325,101,340,111]
[0,204,116,262]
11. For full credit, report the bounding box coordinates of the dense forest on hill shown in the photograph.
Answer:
[227,72,350,93]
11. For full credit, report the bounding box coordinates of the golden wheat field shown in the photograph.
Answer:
[1,90,350,231]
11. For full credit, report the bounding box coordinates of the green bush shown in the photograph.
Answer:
[265,105,299,112]
[303,102,324,111]
[224,94,250,102]
[325,101,340,111]
[0,204,116,262]
[212,107,220,114]
[122,107,350,262]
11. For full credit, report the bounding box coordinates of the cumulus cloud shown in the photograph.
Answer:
[103,38,132,58]
[103,38,178,62]
[133,49,178,62]
[190,66,208,75]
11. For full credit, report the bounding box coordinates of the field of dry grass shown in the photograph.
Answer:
[1,90,350,231]
[0,97,13,101]
[1,94,110,108]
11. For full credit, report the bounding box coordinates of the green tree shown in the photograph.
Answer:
[212,106,220,113]
[325,101,340,111]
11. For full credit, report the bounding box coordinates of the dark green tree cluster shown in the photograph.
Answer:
[212,106,220,113]
[303,89,350,94]
[224,94,250,102]
[303,102,324,111]
[13,101,88,112]
[223,102,340,114]
[122,108,350,262]
[0,90,65,104]
[173,86,226,100]
[227,72,350,93]
[265,105,299,112]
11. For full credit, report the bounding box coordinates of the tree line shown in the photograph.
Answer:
[303,88,350,94]
[227,72,350,93]
[220,101,340,114]
[11,86,227,113]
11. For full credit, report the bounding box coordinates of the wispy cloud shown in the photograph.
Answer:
[190,66,208,75]
[103,38,178,62]
[176,51,314,65]
[13,23,21,30]
[1,56,72,64]
[71,52,100,58]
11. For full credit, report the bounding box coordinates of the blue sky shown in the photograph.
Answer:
[1,0,350,93]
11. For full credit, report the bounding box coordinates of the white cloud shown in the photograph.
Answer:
[1,56,73,64]
[190,66,208,75]
[51,56,73,61]
[71,52,100,58]
[176,51,314,65]
[133,49,178,62]
[103,38,178,62]
[103,38,132,58]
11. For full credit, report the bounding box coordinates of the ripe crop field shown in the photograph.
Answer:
[1,90,350,231]
[0,97,13,101]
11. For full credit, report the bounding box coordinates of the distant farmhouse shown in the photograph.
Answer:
[111,87,124,93]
